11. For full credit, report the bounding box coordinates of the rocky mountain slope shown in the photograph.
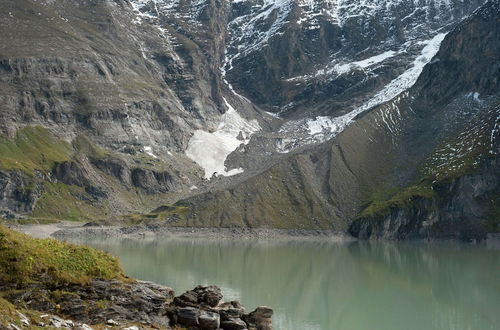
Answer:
[0,0,498,239]
[177,0,500,239]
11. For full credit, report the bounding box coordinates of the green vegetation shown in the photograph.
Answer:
[0,225,125,286]
[120,205,190,225]
[0,126,72,173]
[32,182,105,222]
[120,78,160,92]
[72,134,110,159]
[0,297,45,329]
[0,297,16,320]
[360,183,436,219]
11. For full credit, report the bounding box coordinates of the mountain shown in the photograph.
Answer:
[0,0,498,240]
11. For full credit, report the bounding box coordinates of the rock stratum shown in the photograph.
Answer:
[0,0,498,240]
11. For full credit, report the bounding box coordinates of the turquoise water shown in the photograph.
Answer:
[78,237,500,330]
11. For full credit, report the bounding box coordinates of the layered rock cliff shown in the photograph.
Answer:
[0,0,498,239]
[177,0,500,239]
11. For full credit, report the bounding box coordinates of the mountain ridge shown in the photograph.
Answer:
[0,0,498,240]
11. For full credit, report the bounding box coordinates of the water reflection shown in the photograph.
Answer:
[75,238,500,330]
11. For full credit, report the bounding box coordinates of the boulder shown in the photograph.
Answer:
[194,285,223,307]
[177,307,200,327]
[199,310,220,329]
[220,317,248,330]
[174,285,223,308]
[243,306,273,330]
[219,301,246,320]
[173,290,199,307]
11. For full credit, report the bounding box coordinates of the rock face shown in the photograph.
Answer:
[224,0,485,114]
[6,279,175,327]
[0,0,498,239]
[169,286,273,330]
[3,280,273,330]
[175,0,500,239]
[349,158,500,240]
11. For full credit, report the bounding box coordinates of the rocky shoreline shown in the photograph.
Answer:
[4,280,272,330]
[0,224,274,330]
[10,221,352,241]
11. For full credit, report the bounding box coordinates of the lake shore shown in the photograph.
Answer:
[8,221,500,245]
[8,221,354,241]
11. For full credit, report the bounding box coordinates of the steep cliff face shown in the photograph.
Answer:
[177,0,500,238]
[0,0,256,219]
[0,0,498,239]
[348,0,500,239]
[349,158,500,240]
[224,0,485,116]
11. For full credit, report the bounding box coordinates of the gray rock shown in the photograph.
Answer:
[199,310,220,329]
[243,306,273,330]
[220,317,248,330]
[195,285,223,307]
[177,307,200,327]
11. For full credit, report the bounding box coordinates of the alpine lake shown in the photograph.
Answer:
[74,236,500,330]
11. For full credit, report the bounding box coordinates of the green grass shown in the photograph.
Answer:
[0,295,62,329]
[31,182,105,222]
[120,205,190,225]
[0,225,126,286]
[0,126,72,173]
[360,183,436,219]
[72,134,110,159]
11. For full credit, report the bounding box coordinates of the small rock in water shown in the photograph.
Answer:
[243,306,274,330]
[170,286,272,329]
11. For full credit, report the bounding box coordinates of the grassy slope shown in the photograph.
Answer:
[0,126,185,222]
[0,225,125,286]
[358,107,498,222]
[0,225,129,327]
[0,126,72,173]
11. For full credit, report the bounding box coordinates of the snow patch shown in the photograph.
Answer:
[144,146,158,158]
[317,50,397,78]
[467,91,482,103]
[278,32,447,152]
[186,98,260,179]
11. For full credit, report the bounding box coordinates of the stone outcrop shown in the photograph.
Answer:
[3,281,272,330]
[169,286,273,330]
[5,279,174,327]
[349,158,500,241]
